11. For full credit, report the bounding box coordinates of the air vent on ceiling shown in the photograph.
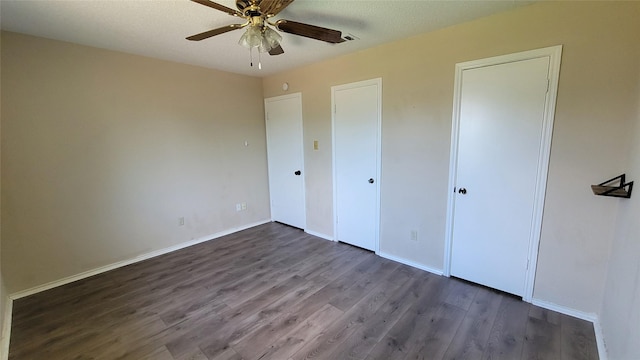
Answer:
[342,33,359,41]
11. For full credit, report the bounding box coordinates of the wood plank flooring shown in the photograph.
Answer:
[9,222,599,359]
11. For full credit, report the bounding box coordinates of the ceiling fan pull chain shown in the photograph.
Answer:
[250,47,254,67]
[258,51,262,70]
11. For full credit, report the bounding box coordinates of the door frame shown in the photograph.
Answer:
[331,78,383,252]
[264,92,307,229]
[443,46,562,302]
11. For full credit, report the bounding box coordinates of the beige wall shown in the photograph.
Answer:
[1,32,271,293]
[600,71,640,360]
[0,276,6,357]
[2,2,640,357]
[0,24,8,356]
[263,1,640,316]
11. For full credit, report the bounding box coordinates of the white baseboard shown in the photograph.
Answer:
[10,220,271,300]
[305,229,334,241]
[377,251,444,276]
[1,297,12,360]
[532,298,607,360]
[531,298,597,322]
[592,316,608,360]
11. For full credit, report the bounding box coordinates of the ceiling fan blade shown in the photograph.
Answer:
[276,20,345,44]
[186,24,243,41]
[260,0,295,16]
[190,0,242,17]
[268,44,285,56]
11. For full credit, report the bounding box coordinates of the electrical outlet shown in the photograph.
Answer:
[241,202,247,211]
[236,203,242,212]
[410,230,418,241]
[179,217,185,226]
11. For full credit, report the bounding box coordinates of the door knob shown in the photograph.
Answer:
[294,170,301,176]
[368,178,375,184]
[458,188,467,194]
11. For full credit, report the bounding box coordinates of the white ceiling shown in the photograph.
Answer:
[0,0,534,77]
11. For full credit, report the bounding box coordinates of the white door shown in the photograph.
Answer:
[332,78,382,251]
[265,93,306,229]
[450,54,555,297]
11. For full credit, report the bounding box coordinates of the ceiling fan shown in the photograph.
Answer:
[187,0,346,62]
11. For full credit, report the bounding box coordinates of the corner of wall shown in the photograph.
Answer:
[531,298,608,360]
[0,295,12,360]
[592,315,608,360]
[597,67,640,360]
[0,23,9,360]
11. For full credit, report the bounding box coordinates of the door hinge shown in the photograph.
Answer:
[546,79,550,93]
[526,259,530,270]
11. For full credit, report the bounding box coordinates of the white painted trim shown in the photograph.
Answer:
[264,93,307,230]
[592,316,608,360]
[9,220,270,299]
[444,45,563,302]
[304,229,334,241]
[532,298,597,322]
[0,298,12,360]
[532,298,608,360]
[331,78,383,252]
[374,78,383,254]
[378,251,444,276]
[443,54,464,277]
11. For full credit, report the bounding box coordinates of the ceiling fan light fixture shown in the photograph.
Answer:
[261,26,282,52]
[238,25,263,49]
[239,25,282,53]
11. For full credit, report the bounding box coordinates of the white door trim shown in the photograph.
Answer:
[264,92,306,229]
[331,78,383,253]
[444,46,563,302]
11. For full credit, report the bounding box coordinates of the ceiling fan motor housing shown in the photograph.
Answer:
[236,0,252,12]
[238,2,262,17]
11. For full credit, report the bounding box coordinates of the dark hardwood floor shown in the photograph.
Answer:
[9,222,599,359]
